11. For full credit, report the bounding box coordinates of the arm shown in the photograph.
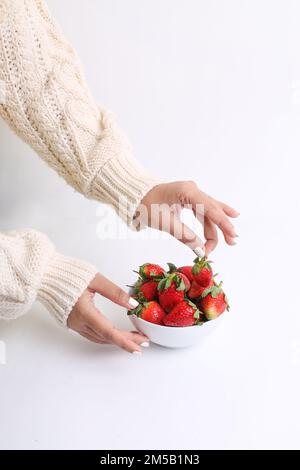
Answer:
[0,0,159,225]
[0,229,147,353]
[0,229,97,324]
[0,0,238,252]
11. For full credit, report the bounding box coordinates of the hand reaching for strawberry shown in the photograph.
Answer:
[137,181,239,256]
[67,273,149,354]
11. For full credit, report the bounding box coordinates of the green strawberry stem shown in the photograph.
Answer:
[167,262,177,273]
[192,256,212,275]
[127,303,142,316]
[157,273,186,292]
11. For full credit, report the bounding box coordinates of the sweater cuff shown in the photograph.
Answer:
[90,153,161,227]
[37,254,98,326]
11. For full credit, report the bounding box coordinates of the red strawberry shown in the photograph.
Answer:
[178,266,194,283]
[158,285,184,313]
[138,280,158,301]
[163,300,201,327]
[139,263,165,279]
[188,278,214,299]
[192,257,213,287]
[166,263,191,290]
[198,282,229,320]
[128,301,165,325]
[157,273,188,312]
[176,272,191,291]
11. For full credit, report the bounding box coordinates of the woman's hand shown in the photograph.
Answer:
[137,181,239,256]
[67,273,148,354]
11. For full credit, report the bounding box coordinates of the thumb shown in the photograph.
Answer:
[89,273,139,310]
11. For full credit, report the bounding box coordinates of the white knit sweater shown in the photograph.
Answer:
[0,0,159,325]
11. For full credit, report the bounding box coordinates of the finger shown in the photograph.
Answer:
[109,329,143,354]
[190,189,238,243]
[168,212,205,256]
[204,204,237,242]
[130,330,149,340]
[144,202,205,254]
[204,217,218,255]
[84,325,150,349]
[79,331,110,345]
[84,324,109,342]
[87,309,142,354]
[224,235,237,245]
[219,202,240,218]
[123,331,150,347]
[189,191,237,244]
[89,273,139,310]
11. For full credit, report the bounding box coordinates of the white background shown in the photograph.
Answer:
[1,0,300,450]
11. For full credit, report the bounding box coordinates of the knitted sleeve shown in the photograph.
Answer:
[0,229,97,325]
[0,0,159,225]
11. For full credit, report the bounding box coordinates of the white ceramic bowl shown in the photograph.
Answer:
[128,288,223,348]
[130,314,222,348]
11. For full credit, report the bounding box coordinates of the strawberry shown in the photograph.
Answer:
[157,272,191,312]
[138,280,158,301]
[198,282,229,320]
[139,263,165,280]
[166,263,191,291]
[188,278,214,299]
[177,266,194,283]
[128,301,165,325]
[158,285,184,312]
[192,257,213,287]
[163,300,202,327]
[176,272,191,291]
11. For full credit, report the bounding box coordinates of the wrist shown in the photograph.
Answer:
[37,253,98,326]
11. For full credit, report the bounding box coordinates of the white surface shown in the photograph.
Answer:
[1,0,300,450]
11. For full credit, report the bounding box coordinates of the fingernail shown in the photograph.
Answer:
[132,350,142,355]
[141,342,150,348]
[193,246,205,258]
[128,297,139,309]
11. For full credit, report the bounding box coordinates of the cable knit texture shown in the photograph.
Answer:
[0,1,161,323]
[0,0,160,224]
[0,230,97,324]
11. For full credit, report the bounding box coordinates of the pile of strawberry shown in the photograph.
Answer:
[128,257,229,327]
